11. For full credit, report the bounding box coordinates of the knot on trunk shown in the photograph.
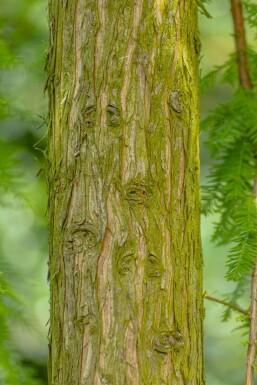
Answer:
[152,330,184,353]
[146,253,164,278]
[123,181,151,204]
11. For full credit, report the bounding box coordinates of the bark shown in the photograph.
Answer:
[47,1,204,384]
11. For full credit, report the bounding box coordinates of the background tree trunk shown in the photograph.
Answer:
[47,0,204,384]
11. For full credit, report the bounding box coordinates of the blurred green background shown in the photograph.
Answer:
[0,1,254,384]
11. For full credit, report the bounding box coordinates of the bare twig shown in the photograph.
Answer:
[230,1,256,384]
[204,293,249,317]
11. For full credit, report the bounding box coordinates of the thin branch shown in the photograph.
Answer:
[204,293,249,317]
[245,261,257,385]
[230,0,253,89]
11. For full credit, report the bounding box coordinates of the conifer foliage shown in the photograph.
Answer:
[202,2,257,290]
[0,2,45,383]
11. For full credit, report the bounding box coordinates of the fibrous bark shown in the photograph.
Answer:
[47,1,204,384]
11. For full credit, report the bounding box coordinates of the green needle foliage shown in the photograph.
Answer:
[0,273,42,385]
[0,148,43,384]
[244,0,257,39]
[202,2,257,304]
[0,4,44,382]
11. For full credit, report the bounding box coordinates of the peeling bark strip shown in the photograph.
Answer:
[47,1,204,384]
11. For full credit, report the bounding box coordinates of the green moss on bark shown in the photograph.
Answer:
[47,0,204,384]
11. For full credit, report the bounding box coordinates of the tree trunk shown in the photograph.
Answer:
[47,1,204,384]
